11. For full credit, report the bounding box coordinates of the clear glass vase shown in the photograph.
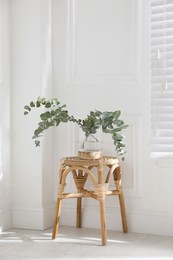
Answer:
[77,128,103,159]
[80,136,103,152]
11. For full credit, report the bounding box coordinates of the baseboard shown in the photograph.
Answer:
[126,208,173,236]
[60,204,173,237]
[12,204,55,230]
[0,207,11,231]
[11,202,173,237]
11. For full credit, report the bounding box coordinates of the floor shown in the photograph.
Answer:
[0,226,173,260]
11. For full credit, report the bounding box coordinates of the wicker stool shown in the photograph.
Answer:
[52,156,128,246]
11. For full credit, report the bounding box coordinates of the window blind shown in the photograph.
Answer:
[151,0,173,153]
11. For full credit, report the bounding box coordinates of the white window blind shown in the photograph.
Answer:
[151,0,173,153]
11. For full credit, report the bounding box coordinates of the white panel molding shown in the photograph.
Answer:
[151,156,173,168]
[12,204,55,230]
[122,114,143,198]
[65,0,142,87]
[60,204,173,237]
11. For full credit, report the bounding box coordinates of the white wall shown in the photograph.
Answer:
[1,0,173,236]
[0,0,11,231]
[51,0,173,237]
[10,0,54,230]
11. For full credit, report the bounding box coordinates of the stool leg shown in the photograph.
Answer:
[99,199,107,246]
[76,197,82,228]
[52,198,63,239]
[114,166,128,233]
[115,179,128,233]
[118,190,128,233]
[95,183,109,246]
[74,170,87,228]
[52,183,65,239]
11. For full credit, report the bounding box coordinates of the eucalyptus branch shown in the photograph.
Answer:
[24,97,128,158]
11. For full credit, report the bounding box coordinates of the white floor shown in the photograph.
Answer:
[0,226,173,260]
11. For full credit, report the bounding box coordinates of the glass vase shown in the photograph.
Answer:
[77,128,103,159]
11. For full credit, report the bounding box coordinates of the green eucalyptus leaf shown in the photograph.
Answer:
[61,104,67,108]
[35,139,40,147]
[51,110,56,116]
[40,111,51,120]
[36,101,41,107]
[30,101,35,107]
[113,110,121,118]
[37,97,46,103]
[61,117,68,123]
[54,119,60,126]
[121,124,129,129]
[53,99,60,105]
[45,102,51,108]
[34,129,42,137]
[24,105,31,111]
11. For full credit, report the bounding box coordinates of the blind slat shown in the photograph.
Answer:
[151,0,173,153]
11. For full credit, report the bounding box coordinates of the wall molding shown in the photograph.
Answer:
[66,0,142,87]
[121,114,143,198]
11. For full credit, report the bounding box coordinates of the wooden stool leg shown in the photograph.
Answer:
[115,181,128,233]
[52,183,65,239]
[52,198,63,239]
[99,199,107,246]
[73,170,87,228]
[76,197,82,228]
[114,166,128,233]
[95,183,109,246]
[118,191,128,233]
